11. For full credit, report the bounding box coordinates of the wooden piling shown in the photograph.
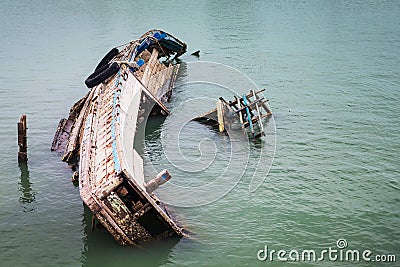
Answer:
[17,114,28,163]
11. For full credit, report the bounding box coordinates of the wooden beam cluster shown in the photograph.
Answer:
[218,89,272,139]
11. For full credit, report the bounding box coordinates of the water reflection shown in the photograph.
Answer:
[80,204,180,267]
[18,162,36,211]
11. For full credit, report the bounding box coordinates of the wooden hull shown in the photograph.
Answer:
[52,30,186,245]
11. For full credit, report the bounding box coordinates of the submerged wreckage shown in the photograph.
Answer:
[195,89,272,139]
[52,30,187,246]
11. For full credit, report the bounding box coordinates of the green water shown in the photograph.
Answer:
[0,0,399,266]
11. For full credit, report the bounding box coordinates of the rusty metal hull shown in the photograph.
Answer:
[52,30,186,245]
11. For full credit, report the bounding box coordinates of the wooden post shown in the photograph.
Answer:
[216,100,225,132]
[17,114,28,163]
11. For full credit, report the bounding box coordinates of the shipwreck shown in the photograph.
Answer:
[52,30,187,246]
[194,89,272,139]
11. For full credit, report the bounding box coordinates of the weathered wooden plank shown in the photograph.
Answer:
[217,100,225,132]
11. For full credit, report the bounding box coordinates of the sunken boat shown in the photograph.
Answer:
[52,30,187,246]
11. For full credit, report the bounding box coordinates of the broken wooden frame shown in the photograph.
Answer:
[194,89,272,139]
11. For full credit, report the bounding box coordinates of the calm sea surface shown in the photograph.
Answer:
[0,1,399,266]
